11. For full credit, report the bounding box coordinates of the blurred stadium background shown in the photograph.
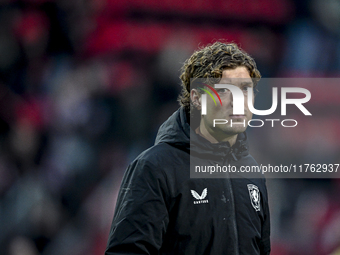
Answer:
[0,0,340,254]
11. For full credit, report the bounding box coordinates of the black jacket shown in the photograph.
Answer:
[105,107,270,255]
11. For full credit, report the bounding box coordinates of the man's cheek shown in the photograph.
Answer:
[248,112,253,121]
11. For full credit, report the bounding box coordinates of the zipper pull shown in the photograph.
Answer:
[230,148,238,161]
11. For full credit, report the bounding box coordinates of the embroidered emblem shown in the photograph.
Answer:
[247,184,261,211]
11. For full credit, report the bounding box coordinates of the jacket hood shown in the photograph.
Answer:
[155,107,249,159]
[155,107,191,152]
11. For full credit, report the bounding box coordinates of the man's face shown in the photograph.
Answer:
[201,66,254,140]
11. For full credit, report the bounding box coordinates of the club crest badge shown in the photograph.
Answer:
[247,184,261,211]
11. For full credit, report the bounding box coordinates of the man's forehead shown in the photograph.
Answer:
[219,77,253,85]
[222,66,250,77]
[220,66,253,85]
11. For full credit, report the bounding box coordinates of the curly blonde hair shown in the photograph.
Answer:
[178,41,261,113]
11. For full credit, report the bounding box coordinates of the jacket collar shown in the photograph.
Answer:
[155,107,249,159]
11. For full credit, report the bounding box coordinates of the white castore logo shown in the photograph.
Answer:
[191,188,209,204]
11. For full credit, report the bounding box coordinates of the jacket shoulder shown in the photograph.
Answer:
[136,142,187,169]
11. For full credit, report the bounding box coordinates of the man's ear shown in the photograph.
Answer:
[191,89,201,110]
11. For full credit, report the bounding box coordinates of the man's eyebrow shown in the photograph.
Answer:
[241,81,253,86]
[219,78,232,84]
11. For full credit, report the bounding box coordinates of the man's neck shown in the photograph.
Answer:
[195,125,238,147]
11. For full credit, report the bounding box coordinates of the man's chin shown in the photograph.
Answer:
[221,126,247,135]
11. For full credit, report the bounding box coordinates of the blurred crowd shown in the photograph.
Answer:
[0,0,339,254]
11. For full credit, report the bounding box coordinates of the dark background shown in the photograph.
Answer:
[0,0,340,254]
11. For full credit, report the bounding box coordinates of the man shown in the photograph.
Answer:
[105,41,270,255]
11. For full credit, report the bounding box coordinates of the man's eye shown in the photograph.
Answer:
[242,86,252,91]
[217,88,228,93]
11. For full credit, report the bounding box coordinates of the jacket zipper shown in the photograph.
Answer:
[224,148,239,255]
[230,148,238,161]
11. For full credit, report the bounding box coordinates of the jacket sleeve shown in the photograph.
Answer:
[260,178,271,255]
[105,158,170,255]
